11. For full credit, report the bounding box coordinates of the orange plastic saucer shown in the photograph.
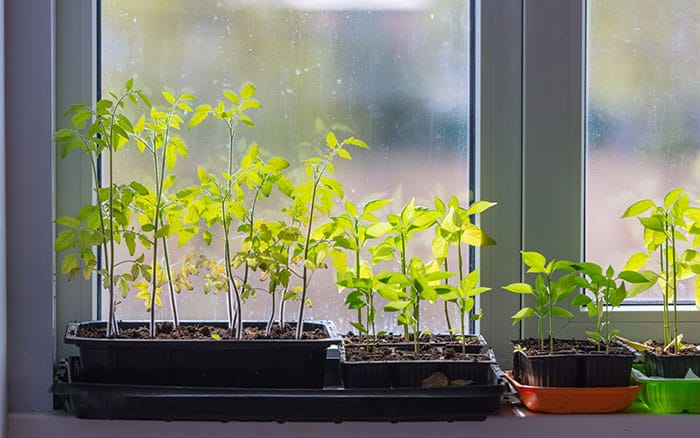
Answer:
[505,371,641,414]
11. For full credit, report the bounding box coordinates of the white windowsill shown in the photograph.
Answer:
[9,407,700,438]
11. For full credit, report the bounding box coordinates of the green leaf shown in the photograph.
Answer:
[465,200,497,216]
[344,136,369,149]
[130,181,149,196]
[124,232,136,256]
[626,270,658,298]
[188,110,209,128]
[55,216,81,228]
[521,251,547,273]
[503,283,533,294]
[366,222,392,238]
[618,270,651,284]
[61,253,79,275]
[431,235,449,260]
[664,187,685,208]
[384,300,410,312]
[55,230,74,252]
[364,199,392,215]
[326,131,339,149]
[550,306,574,318]
[460,225,496,247]
[623,252,649,271]
[241,82,256,99]
[203,230,213,246]
[162,90,176,104]
[336,148,352,160]
[621,199,655,218]
[511,307,535,324]
[571,293,592,306]
[639,216,665,232]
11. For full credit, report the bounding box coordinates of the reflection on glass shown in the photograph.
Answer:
[587,0,700,303]
[101,0,471,331]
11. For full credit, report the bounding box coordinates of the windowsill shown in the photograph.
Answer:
[9,405,700,438]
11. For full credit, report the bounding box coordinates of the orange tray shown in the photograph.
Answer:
[505,371,640,414]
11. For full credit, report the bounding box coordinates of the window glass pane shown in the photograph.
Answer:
[101,1,472,331]
[586,0,699,303]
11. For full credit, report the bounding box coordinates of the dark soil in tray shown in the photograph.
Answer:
[344,344,492,362]
[643,340,700,355]
[513,338,635,356]
[343,332,482,345]
[76,322,328,340]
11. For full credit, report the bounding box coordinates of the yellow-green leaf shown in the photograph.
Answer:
[162,90,176,104]
[241,82,256,99]
[622,199,655,218]
[503,283,533,294]
[465,200,497,216]
[326,131,339,149]
[623,252,649,271]
[134,114,145,133]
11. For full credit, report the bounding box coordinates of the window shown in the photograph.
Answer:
[99,0,474,333]
[587,0,700,305]
[21,0,700,419]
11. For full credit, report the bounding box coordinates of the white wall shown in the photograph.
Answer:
[5,0,55,413]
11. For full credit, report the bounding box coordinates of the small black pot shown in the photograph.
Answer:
[512,339,636,387]
[340,344,497,389]
[65,320,341,388]
[643,349,700,378]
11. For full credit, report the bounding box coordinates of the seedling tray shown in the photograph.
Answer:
[65,320,341,388]
[505,371,640,414]
[631,367,700,413]
[53,357,507,422]
[513,341,636,387]
[341,346,497,389]
[643,349,700,378]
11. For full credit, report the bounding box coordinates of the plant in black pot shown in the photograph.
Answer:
[505,251,649,388]
[339,198,499,391]
[503,251,649,414]
[58,81,368,389]
[621,187,700,378]
[504,251,582,387]
[569,261,650,386]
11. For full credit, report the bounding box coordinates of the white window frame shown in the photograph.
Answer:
[7,0,700,426]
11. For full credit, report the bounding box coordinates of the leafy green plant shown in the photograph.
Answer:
[249,219,302,335]
[369,199,443,345]
[570,261,650,352]
[286,131,368,339]
[503,251,578,352]
[331,198,393,343]
[431,196,496,349]
[438,268,491,353]
[132,89,198,337]
[54,79,149,337]
[622,187,700,350]
[186,84,275,337]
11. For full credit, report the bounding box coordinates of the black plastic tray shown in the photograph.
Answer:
[53,356,507,422]
[513,342,636,387]
[65,320,341,388]
[643,349,700,378]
